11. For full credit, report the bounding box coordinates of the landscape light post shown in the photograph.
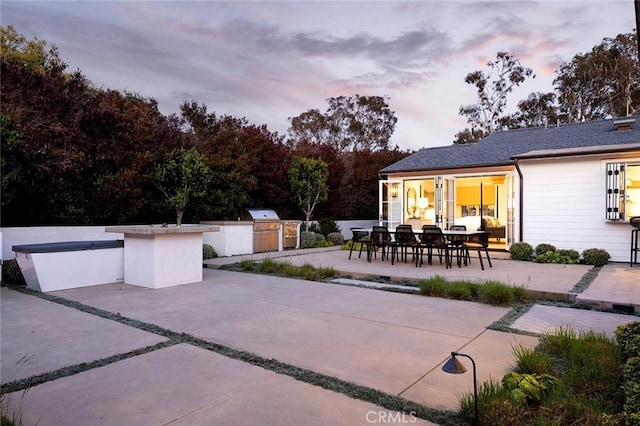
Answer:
[442,351,478,426]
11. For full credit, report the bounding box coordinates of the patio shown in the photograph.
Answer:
[2,248,638,425]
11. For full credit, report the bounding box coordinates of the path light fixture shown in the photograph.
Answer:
[442,351,478,426]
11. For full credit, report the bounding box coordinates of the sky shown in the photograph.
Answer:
[1,1,636,151]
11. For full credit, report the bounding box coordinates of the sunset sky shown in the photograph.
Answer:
[1,1,636,150]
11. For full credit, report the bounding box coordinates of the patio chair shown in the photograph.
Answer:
[368,226,394,262]
[464,232,492,270]
[393,224,420,265]
[416,225,451,268]
[448,224,468,267]
[348,228,370,260]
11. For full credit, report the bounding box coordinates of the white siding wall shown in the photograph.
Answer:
[520,157,635,263]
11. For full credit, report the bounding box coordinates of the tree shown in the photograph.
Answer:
[499,92,560,129]
[288,94,397,152]
[1,24,65,73]
[150,147,212,226]
[455,51,534,143]
[554,32,640,121]
[288,157,329,230]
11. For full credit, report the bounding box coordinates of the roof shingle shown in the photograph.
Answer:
[381,116,640,174]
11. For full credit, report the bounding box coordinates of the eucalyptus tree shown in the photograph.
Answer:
[554,31,640,121]
[455,51,534,144]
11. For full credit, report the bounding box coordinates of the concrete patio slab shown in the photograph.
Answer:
[50,269,512,400]
[510,304,638,337]
[172,370,437,426]
[576,264,640,313]
[0,288,167,382]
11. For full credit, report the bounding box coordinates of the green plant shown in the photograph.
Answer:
[300,231,317,248]
[202,243,217,259]
[317,266,337,279]
[314,239,333,248]
[479,280,514,306]
[315,232,326,243]
[326,232,344,245]
[513,344,556,375]
[445,281,478,300]
[1,259,26,286]
[258,258,279,274]
[299,263,319,280]
[535,243,556,256]
[510,242,534,261]
[419,275,448,297]
[623,357,640,424]
[463,327,627,424]
[615,321,640,361]
[582,248,611,266]
[317,217,341,236]
[535,249,580,264]
[511,285,529,304]
[502,372,560,405]
[279,261,299,277]
[239,259,255,271]
[459,379,525,425]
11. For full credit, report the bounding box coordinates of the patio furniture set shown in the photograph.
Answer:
[348,225,492,270]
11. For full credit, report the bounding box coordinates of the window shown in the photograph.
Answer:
[606,162,640,219]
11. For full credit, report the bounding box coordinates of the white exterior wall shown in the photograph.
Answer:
[519,157,636,263]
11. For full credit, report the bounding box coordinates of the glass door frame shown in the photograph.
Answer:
[379,179,403,229]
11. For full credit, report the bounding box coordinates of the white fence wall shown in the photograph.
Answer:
[1,220,379,261]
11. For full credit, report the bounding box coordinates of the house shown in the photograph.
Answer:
[379,116,640,263]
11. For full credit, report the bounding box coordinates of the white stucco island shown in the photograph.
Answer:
[105,224,220,289]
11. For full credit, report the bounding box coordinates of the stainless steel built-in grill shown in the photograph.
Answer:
[240,209,281,253]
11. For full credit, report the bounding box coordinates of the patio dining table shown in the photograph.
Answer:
[350,227,491,268]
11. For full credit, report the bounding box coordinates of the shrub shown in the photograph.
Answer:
[459,379,525,425]
[1,259,26,286]
[513,344,556,375]
[510,242,534,261]
[480,280,514,306]
[279,261,299,277]
[623,357,640,424]
[326,232,344,245]
[445,281,478,300]
[615,321,640,361]
[535,249,580,264]
[317,266,337,279]
[202,244,217,259]
[317,217,341,236]
[582,248,611,266]
[314,239,333,248]
[300,231,317,248]
[240,259,255,271]
[535,243,557,256]
[258,258,279,274]
[315,232,326,242]
[419,275,448,297]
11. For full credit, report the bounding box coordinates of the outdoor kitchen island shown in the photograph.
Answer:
[105,224,219,289]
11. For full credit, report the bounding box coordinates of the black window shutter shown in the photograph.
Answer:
[606,163,625,219]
